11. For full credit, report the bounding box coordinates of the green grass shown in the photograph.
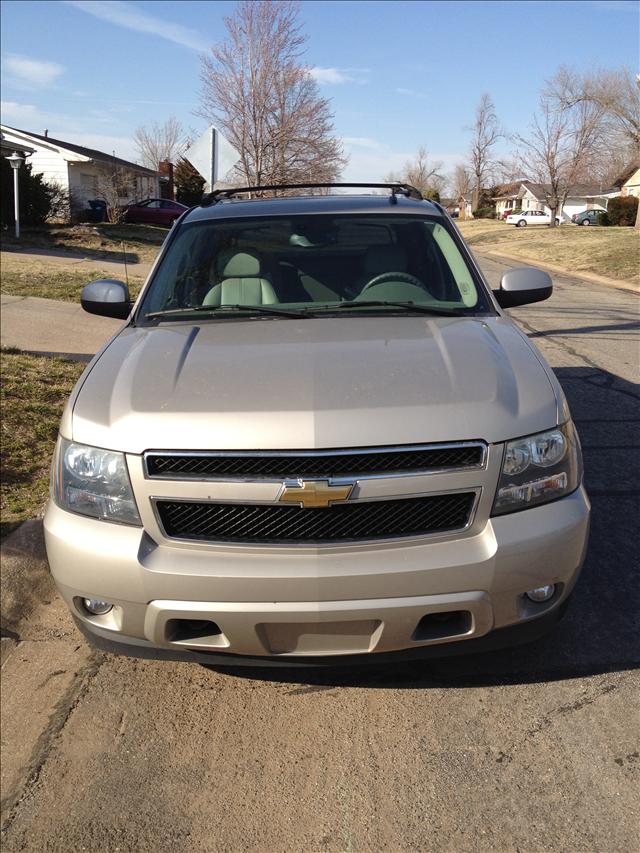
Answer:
[1,348,85,539]
[1,267,144,302]
[457,219,639,285]
[1,222,166,263]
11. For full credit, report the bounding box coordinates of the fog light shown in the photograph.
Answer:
[525,584,555,603]
[83,598,113,615]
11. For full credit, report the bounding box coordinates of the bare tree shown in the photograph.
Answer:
[492,157,526,184]
[514,84,605,227]
[197,1,345,190]
[548,66,639,155]
[451,164,473,199]
[95,166,131,223]
[546,66,640,227]
[133,117,186,171]
[385,147,444,198]
[468,94,502,209]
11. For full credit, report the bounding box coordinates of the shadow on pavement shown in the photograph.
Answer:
[205,366,640,688]
[1,244,142,265]
[13,350,93,363]
[528,321,640,338]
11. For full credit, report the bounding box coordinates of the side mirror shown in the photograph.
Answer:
[81,280,132,319]
[493,267,552,309]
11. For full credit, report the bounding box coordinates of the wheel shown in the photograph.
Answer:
[517,219,527,227]
[581,219,590,225]
[555,218,560,225]
[359,271,426,294]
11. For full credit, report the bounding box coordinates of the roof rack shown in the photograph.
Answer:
[200,182,424,206]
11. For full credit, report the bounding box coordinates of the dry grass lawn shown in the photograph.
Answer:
[1,349,85,539]
[1,264,144,302]
[457,219,639,285]
[1,222,166,264]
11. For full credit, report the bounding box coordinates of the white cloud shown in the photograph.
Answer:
[0,101,140,162]
[64,0,209,52]
[308,67,370,85]
[64,132,140,162]
[3,54,65,88]
[396,87,427,99]
[0,101,41,124]
[342,137,383,150]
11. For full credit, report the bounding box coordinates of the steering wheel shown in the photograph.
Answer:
[360,271,426,294]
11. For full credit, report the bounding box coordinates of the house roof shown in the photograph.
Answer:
[524,182,618,200]
[613,160,640,187]
[492,180,533,200]
[0,130,35,156]
[1,125,158,176]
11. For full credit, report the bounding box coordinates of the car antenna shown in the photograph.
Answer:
[121,241,129,289]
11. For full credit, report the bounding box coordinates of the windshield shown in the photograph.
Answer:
[138,214,492,321]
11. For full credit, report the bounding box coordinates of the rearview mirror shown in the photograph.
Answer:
[494,267,552,309]
[81,279,132,319]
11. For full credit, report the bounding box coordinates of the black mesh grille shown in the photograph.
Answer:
[155,493,475,544]
[146,445,483,479]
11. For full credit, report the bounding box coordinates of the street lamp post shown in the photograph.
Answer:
[6,151,25,239]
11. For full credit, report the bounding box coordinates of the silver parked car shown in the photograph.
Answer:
[45,182,590,666]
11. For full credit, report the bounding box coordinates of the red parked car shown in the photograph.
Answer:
[121,198,188,227]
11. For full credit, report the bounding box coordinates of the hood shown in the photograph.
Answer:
[71,316,558,453]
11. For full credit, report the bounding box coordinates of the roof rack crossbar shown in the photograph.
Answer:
[201,182,424,206]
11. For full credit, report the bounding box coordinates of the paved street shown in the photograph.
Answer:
[1,294,123,360]
[1,257,639,852]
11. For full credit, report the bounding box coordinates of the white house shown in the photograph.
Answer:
[522,183,619,221]
[0,129,34,159]
[613,161,640,198]
[0,125,159,214]
[492,181,530,218]
[492,181,618,221]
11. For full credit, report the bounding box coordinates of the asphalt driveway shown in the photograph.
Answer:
[1,257,639,852]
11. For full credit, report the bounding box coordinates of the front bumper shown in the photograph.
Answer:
[44,486,590,663]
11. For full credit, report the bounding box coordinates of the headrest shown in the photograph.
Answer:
[363,245,407,275]
[219,251,261,278]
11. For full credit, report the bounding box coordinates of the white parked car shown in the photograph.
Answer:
[506,210,560,227]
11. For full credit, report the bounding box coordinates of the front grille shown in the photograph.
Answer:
[155,493,475,544]
[145,444,484,480]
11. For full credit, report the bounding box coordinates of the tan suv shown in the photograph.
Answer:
[45,182,590,666]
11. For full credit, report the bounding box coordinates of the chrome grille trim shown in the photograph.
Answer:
[144,441,487,482]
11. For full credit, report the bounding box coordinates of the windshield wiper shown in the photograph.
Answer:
[144,304,309,320]
[307,300,465,317]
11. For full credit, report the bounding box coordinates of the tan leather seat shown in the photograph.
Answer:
[203,251,277,305]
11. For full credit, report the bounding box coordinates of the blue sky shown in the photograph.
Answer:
[1,0,638,182]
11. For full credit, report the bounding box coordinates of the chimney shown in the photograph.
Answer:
[159,159,174,199]
[44,129,48,138]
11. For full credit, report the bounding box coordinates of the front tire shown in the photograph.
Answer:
[581,219,590,225]
[555,218,560,225]
[517,219,527,227]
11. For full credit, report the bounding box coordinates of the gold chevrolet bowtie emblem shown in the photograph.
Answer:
[278,479,355,509]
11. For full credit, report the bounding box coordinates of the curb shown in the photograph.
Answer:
[477,250,639,294]
[0,519,54,664]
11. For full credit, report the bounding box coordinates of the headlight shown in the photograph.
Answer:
[492,422,582,515]
[52,438,141,525]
